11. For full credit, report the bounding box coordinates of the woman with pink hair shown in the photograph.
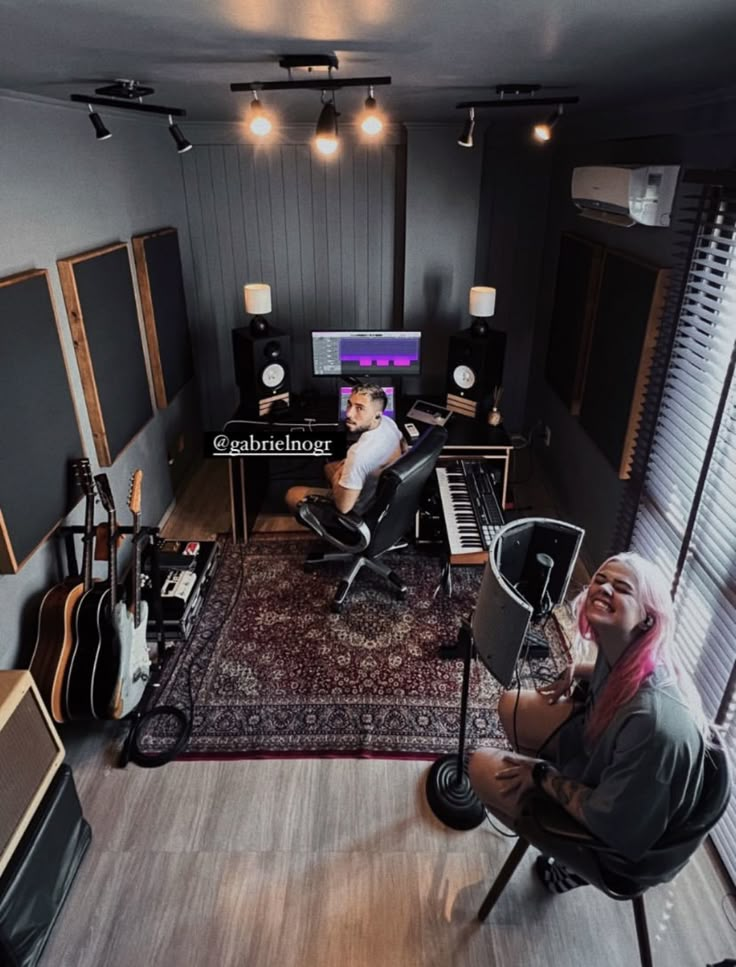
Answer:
[469,552,709,892]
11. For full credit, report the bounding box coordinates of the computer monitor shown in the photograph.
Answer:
[338,384,396,421]
[312,330,421,378]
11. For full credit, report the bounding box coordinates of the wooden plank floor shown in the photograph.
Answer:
[44,458,736,967]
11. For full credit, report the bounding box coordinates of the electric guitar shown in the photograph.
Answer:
[64,473,121,719]
[110,469,150,718]
[30,458,96,723]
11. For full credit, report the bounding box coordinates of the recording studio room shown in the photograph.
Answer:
[1,3,736,966]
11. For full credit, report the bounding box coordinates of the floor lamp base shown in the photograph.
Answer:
[426,754,485,830]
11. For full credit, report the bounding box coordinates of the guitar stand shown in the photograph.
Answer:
[58,523,166,665]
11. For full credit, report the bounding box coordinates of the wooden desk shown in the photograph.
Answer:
[225,402,513,543]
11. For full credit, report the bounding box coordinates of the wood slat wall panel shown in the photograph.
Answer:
[182,144,397,424]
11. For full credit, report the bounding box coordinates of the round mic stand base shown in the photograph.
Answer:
[426,754,485,830]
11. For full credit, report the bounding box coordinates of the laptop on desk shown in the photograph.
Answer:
[406,399,452,427]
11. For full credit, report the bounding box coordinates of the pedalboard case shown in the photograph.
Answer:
[142,539,221,642]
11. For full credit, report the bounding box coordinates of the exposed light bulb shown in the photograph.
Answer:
[360,91,383,136]
[248,95,272,137]
[315,137,339,156]
[314,98,339,157]
[533,105,563,144]
[362,115,383,136]
[250,115,272,136]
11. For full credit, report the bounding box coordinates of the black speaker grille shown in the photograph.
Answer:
[0,689,60,862]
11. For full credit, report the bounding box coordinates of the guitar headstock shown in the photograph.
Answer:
[72,458,95,499]
[128,469,143,517]
[94,473,116,515]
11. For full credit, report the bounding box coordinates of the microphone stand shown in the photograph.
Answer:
[426,618,486,830]
[523,552,554,657]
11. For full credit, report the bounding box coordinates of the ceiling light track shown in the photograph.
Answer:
[231,76,391,93]
[94,79,155,100]
[278,54,339,72]
[455,85,579,148]
[69,94,186,117]
[232,54,392,156]
[69,82,191,151]
[455,96,579,109]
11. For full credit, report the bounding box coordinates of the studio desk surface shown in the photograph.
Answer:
[224,398,512,543]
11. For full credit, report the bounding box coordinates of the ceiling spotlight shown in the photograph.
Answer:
[168,115,192,154]
[88,104,111,141]
[533,104,563,143]
[248,92,272,137]
[457,107,475,148]
[315,95,339,156]
[360,86,383,136]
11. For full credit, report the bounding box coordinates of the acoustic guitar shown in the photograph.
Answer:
[30,458,96,723]
[64,472,121,720]
[110,469,150,719]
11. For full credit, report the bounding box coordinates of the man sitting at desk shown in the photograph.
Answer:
[286,384,404,515]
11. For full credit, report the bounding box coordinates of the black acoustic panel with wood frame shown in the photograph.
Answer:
[544,233,603,415]
[131,228,194,409]
[58,243,153,466]
[579,250,668,480]
[0,270,85,574]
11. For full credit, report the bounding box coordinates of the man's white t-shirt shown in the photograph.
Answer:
[338,415,403,512]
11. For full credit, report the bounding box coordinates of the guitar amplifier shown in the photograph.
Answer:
[0,672,64,880]
[142,540,221,641]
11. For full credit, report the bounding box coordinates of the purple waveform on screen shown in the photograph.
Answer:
[340,337,419,368]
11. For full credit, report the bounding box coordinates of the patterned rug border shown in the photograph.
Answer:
[142,536,568,760]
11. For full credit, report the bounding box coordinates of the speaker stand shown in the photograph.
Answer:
[426,620,486,830]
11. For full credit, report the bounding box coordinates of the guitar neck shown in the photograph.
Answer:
[73,459,96,593]
[132,512,142,627]
[108,510,117,610]
[127,469,144,629]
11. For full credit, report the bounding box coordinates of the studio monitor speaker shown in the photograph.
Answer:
[232,325,291,417]
[446,329,506,418]
[0,672,64,878]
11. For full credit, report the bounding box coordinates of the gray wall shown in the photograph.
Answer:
[515,96,736,568]
[179,122,487,424]
[0,92,200,668]
[473,132,552,431]
[180,124,399,425]
[402,124,485,398]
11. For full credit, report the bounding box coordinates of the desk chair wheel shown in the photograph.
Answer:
[331,580,350,613]
[388,572,408,599]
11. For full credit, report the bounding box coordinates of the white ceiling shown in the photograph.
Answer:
[2,0,736,126]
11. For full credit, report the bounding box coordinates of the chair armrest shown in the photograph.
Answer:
[301,494,336,508]
[296,498,371,554]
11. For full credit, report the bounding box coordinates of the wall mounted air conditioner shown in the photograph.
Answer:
[571,165,680,227]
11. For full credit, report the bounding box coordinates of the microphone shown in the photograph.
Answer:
[525,552,554,621]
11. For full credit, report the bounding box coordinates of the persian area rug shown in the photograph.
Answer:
[139,535,568,758]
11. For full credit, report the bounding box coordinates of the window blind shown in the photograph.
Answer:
[631,190,736,881]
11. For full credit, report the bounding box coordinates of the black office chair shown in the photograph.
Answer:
[295,425,447,612]
[478,740,731,967]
